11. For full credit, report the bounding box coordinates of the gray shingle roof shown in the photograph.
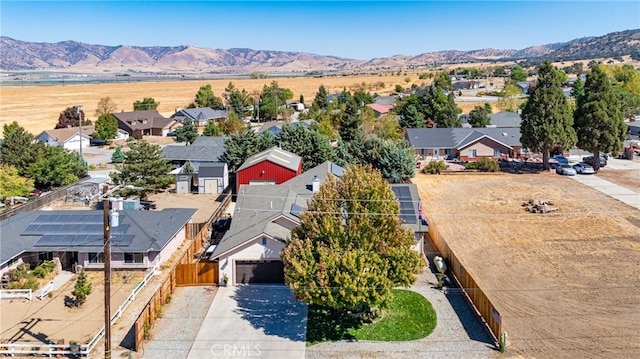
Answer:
[405,127,521,149]
[488,111,522,128]
[172,108,227,122]
[237,147,302,172]
[199,163,226,177]
[162,136,226,162]
[1,209,196,266]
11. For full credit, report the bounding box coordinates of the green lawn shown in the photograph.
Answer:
[306,289,437,345]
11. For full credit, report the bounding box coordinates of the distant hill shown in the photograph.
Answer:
[1,29,638,73]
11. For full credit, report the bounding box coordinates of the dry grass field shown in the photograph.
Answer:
[413,171,640,359]
[0,74,491,135]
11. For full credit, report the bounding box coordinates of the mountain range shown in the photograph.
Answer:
[1,29,638,74]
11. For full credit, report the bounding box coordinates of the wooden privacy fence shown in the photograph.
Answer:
[176,262,218,286]
[425,214,502,344]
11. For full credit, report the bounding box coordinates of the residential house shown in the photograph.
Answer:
[162,136,229,194]
[626,120,640,137]
[236,147,302,192]
[405,127,523,161]
[257,120,313,137]
[366,103,394,118]
[0,208,196,276]
[516,81,531,94]
[452,81,482,91]
[488,111,522,128]
[373,95,397,106]
[36,126,94,150]
[171,107,227,126]
[210,162,428,285]
[113,110,181,137]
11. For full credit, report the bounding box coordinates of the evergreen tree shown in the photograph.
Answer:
[111,146,125,164]
[468,104,491,128]
[510,65,528,82]
[281,165,423,317]
[396,96,425,129]
[72,268,92,307]
[219,130,260,171]
[378,140,416,183]
[571,77,585,99]
[93,114,118,140]
[192,84,224,109]
[574,66,626,171]
[421,86,461,128]
[520,60,576,170]
[173,119,199,145]
[258,131,277,151]
[338,97,363,142]
[202,120,222,136]
[434,72,452,91]
[313,85,330,110]
[55,106,90,129]
[110,141,173,198]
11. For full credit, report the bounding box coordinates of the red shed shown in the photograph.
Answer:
[236,147,302,192]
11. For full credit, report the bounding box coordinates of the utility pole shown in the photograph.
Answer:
[77,105,84,164]
[102,185,112,359]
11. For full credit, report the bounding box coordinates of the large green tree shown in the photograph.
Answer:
[281,165,423,316]
[28,146,87,188]
[434,72,453,91]
[278,124,335,171]
[202,120,222,136]
[111,146,125,163]
[0,165,34,199]
[574,66,626,171]
[190,84,224,109]
[571,77,585,99]
[377,140,415,183]
[395,98,425,129]
[1,121,42,176]
[133,97,159,111]
[520,60,576,170]
[173,119,199,145]
[110,141,173,198]
[313,85,330,110]
[219,130,261,171]
[93,114,118,140]
[259,81,292,121]
[420,86,461,128]
[468,103,492,128]
[510,65,528,82]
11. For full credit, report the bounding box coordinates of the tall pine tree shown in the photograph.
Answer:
[574,66,626,171]
[520,60,576,170]
[110,141,173,198]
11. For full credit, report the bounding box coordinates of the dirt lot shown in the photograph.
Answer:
[412,171,640,359]
[0,74,494,136]
[146,191,223,223]
[0,271,144,346]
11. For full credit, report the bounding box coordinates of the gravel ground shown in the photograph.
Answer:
[139,286,218,359]
[306,259,496,359]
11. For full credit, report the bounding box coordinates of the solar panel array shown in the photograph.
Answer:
[392,186,417,224]
[23,213,134,247]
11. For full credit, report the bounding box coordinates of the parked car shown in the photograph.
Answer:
[556,163,577,176]
[214,217,232,231]
[572,162,595,174]
[551,155,569,164]
[582,155,607,167]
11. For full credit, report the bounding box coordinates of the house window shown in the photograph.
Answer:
[444,149,452,155]
[469,149,477,158]
[38,252,53,261]
[493,149,501,158]
[124,253,144,264]
[89,252,104,263]
[421,149,426,155]
[261,237,267,245]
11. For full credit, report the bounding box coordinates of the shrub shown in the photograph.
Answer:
[465,157,500,172]
[22,277,40,291]
[422,160,447,174]
[32,260,55,279]
[72,268,92,306]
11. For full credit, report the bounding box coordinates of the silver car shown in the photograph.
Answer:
[573,162,595,174]
[556,163,577,176]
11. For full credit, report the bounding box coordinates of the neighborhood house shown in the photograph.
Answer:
[113,110,181,137]
[0,208,197,276]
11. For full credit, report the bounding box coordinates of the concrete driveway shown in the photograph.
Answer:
[571,174,640,209]
[187,285,307,359]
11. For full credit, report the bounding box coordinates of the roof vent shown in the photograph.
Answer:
[502,132,508,136]
[312,176,320,193]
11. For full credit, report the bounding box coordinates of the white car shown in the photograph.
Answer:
[573,162,595,174]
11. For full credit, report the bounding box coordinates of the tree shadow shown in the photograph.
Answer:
[63,295,76,308]
[231,285,307,342]
[305,305,365,344]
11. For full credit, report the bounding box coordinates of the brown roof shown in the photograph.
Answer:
[113,110,176,131]
[37,126,95,143]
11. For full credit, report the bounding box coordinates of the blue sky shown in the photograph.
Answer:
[1,1,638,59]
